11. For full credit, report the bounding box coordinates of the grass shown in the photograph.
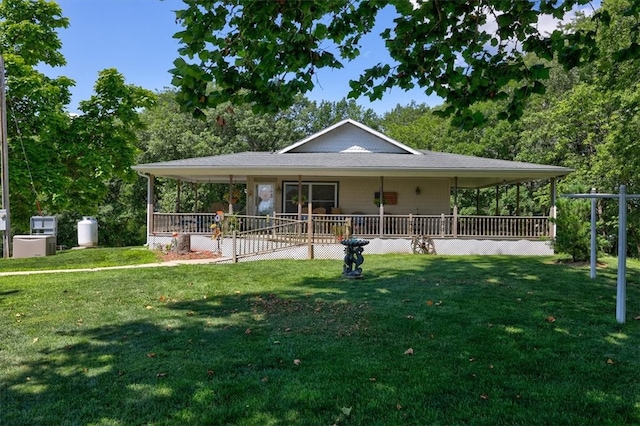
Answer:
[2,251,640,425]
[0,247,161,272]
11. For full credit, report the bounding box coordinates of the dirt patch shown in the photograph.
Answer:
[159,250,221,262]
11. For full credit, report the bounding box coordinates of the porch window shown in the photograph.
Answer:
[283,182,338,213]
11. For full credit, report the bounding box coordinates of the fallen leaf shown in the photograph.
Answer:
[369,377,377,382]
[293,359,301,365]
[341,407,352,416]
[406,315,414,319]
[157,373,167,378]
[480,394,489,400]
[469,358,476,362]
[426,300,434,306]
[546,316,556,323]
[147,353,156,358]
[146,305,154,310]
[404,348,414,355]
[285,327,292,332]
[207,370,214,376]
[261,376,269,382]
[607,358,615,365]
[396,404,402,410]
[32,337,38,343]
[159,295,166,302]
[117,371,125,376]
[245,328,252,334]
[187,311,195,316]
[634,315,640,320]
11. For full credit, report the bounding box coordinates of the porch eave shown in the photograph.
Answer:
[132,165,569,188]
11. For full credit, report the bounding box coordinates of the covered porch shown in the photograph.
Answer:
[133,119,571,258]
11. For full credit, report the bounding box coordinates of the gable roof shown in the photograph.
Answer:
[278,119,423,155]
[132,119,572,188]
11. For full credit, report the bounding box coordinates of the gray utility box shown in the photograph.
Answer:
[13,235,57,258]
[30,216,57,235]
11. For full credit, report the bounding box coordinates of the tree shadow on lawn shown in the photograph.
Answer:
[3,256,640,425]
[0,289,20,304]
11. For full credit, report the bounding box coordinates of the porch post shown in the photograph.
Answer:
[495,185,500,216]
[297,175,303,220]
[176,179,181,212]
[379,176,384,237]
[147,174,155,240]
[453,177,459,237]
[454,177,458,209]
[516,184,520,216]
[228,175,234,215]
[452,205,458,237]
[550,178,557,238]
[307,203,314,259]
[476,189,480,215]
[194,183,198,213]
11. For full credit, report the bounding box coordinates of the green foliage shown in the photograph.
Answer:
[553,198,592,262]
[169,0,637,127]
[376,1,640,260]
[136,91,382,214]
[0,1,156,248]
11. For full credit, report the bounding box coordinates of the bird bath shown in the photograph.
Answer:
[341,238,370,279]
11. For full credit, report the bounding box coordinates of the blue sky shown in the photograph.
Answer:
[43,0,442,116]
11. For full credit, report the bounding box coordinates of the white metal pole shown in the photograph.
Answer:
[550,178,557,239]
[590,188,597,279]
[0,55,10,258]
[617,185,627,324]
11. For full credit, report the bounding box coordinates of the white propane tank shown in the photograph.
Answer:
[78,216,98,247]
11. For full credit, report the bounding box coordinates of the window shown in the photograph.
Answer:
[283,182,338,213]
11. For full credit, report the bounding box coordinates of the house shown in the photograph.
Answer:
[132,119,572,259]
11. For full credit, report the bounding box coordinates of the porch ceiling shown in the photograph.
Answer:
[132,151,572,189]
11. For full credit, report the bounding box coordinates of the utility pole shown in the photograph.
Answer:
[0,55,10,258]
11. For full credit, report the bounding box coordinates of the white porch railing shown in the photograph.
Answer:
[151,213,551,240]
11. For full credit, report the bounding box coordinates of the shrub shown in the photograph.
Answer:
[552,198,591,262]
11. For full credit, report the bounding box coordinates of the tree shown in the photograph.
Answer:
[136,89,309,214]
[553,197,592,262]
[1,0,155,247]
[170,0,639,127]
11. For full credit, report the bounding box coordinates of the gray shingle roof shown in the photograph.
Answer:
[133,150,572,188]
[132,119,572,188]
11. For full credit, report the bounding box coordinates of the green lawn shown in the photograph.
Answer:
[0,247,161,272]
[2,253,640,425]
